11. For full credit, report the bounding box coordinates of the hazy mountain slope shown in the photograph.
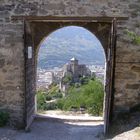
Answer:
[38,26,105,69]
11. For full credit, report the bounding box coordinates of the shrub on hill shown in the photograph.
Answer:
[37,78,104,116]
[36,91,47,110]
[56,79,104,116]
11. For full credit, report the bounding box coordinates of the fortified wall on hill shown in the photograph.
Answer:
[60,57,91,92]
[62,58,91,82]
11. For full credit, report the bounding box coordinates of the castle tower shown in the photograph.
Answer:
[70,57,79,81]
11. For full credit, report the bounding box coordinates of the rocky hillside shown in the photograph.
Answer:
[38,26,105,70]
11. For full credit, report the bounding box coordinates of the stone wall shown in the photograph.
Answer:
[0,0,140,127]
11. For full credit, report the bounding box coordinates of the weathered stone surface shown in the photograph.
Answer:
[115,72,137,80]
[0,59,5,68]
[131,65,140,73]
[0,11,10,18]
[126,84,140,89]
[116,42,140,63]
[0,4,15,11]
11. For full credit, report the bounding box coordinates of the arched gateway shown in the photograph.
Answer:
[24,17,117,134]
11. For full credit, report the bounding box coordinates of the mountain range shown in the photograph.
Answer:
[38,26,105,70]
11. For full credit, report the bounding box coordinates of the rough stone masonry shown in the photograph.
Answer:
[0,0,140,128]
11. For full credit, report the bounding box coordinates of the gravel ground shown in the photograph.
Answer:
[112,127,140,140]
[0,111,139,140]
[0,118,104,140]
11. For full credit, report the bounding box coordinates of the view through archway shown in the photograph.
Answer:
[24,19,115,136]
[36,26,106,125]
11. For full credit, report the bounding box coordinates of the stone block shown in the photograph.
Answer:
[0,11,10,18]
[0,58,5,68]
[116,42,140,63]
[115,72,136,80]
[126,84,140,89]
[131,65,140,73]
[0,4,15,11]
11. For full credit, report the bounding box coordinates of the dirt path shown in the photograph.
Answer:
[112,127,140,140]
[0,118,104,140]
[37,110,103,121]
[0,111,139,140]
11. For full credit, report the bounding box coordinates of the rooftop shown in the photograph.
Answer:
[70,57,78,61]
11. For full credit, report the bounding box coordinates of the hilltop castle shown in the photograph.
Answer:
[63,57,91,82]
[60,57,91,92]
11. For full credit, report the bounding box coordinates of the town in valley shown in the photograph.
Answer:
[37,58,105,91]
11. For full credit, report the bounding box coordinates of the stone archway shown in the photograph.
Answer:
[24,17,117,134]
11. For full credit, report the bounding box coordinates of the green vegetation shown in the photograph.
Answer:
[37,77,104,116]
[37,84,63,111]
[62,74,72,84]
[36,90,46,110]
[47,84,63,99]
[125,29,140,45]
[57,79,104,116]
[0,111,9,127]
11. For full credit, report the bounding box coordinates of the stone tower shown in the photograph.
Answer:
[70,57,78,76]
